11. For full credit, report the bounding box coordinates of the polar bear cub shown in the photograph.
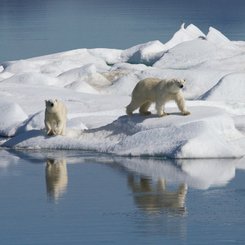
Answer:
[126,78,190,117]
[45,99,67,136]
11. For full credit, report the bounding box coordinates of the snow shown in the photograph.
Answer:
[120,40,166,66]
[0,24,245,159]
[200,72,245,102]
[0,99,28,137]
[207,26,232,45]
[163,23,206,50]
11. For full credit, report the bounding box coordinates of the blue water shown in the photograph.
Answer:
[1,1,245,244]
[1,0,245,62]
[0,150,245,244]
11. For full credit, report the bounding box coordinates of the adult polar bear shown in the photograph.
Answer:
[45,99,67,136]
[126,78,190,117]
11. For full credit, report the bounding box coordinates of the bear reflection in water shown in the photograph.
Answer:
[128,176,188,215]
[45,158,68,202]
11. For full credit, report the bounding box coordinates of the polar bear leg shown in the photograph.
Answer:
[139,101,152,115]
[61,121,66,136]
[126,99,142,115]
[174,95,190,115]
[54,120,65,135]
[156,101,168,117]
[45,120,53,135]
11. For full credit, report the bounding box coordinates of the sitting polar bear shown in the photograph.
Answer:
[45,99,67,136]
[126,78,190,117]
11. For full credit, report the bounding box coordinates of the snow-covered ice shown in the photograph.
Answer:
[1,24,245,158]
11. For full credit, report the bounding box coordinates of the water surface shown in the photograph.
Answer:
[1,0,245,61]
[1,149,245,244]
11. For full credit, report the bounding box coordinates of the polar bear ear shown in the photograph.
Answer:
[180,79,186,84]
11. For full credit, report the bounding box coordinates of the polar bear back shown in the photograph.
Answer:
[132,78,174,102]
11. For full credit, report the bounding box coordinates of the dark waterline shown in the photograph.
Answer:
[1,0,245,62]
[0,149,245,244]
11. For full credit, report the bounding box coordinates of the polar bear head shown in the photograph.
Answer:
[167,79,186,93]
[45,99,59,113]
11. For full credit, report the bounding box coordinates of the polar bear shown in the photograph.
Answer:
[128,176,188,214]
[126,78,190,117]
[46,158,68,202]
[44,99,67,136]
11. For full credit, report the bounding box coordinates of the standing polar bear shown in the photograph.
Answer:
[45,99,67,136]
[126,78,190,117]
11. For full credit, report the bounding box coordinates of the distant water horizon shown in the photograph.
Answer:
[1,0,245,62]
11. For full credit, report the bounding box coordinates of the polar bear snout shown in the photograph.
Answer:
[180,84,184,88]
[46,102,54,107]
[46,99,56,109]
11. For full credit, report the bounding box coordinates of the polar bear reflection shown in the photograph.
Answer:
[128,176,187,214]
[45,158,68,202]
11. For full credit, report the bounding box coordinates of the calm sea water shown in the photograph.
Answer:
[0,149,245,245]
[1,1,245,244]
[1,0,245,62]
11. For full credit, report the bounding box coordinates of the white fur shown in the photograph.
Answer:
[46,159,68,201]
[126,78,190,117]
[44,99,67,136]
[128,177,188,214]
